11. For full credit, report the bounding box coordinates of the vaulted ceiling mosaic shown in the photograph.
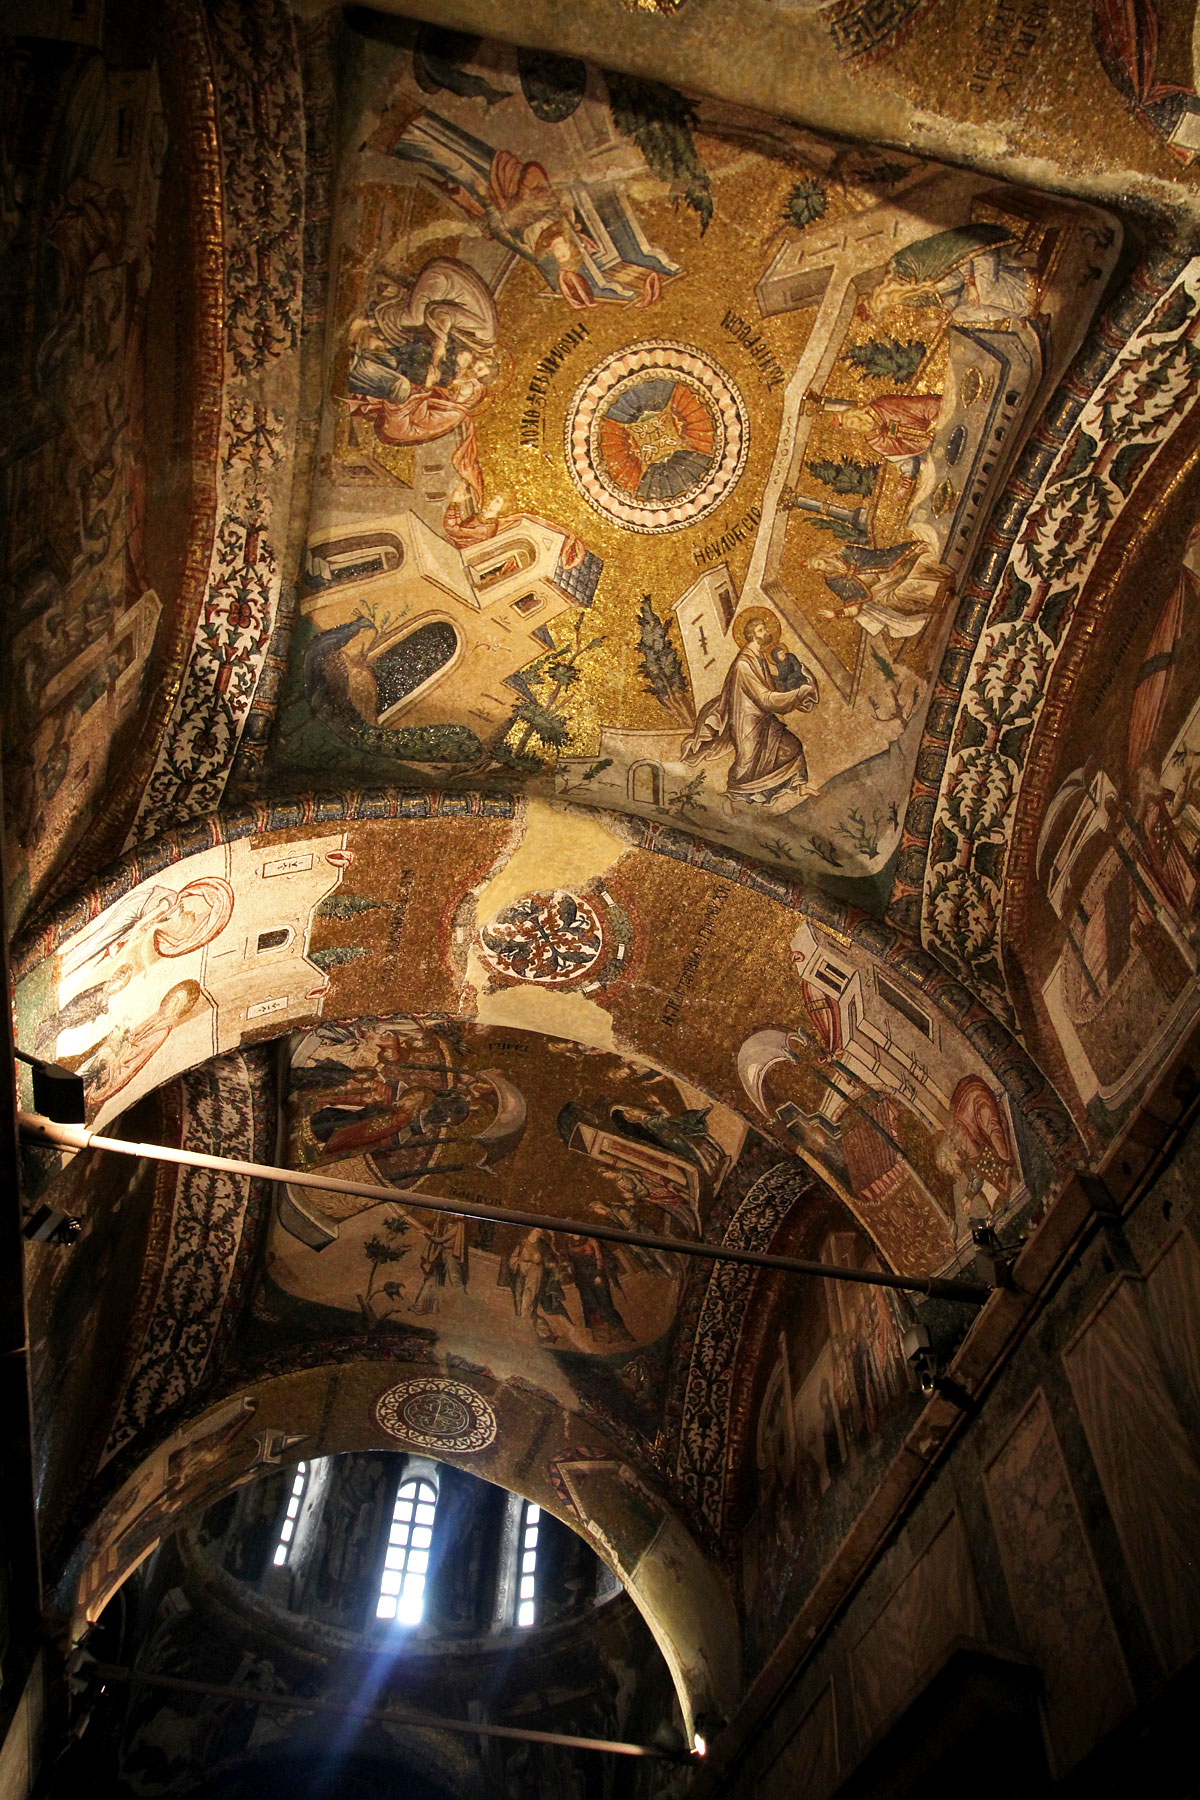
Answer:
[271,25,1121,895]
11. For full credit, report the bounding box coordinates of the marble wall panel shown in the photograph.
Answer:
[1064,1275,1200,1676]
[849,1508,983,1743]
[757,1681,838,1800]
[1144,1226,1200,1427]
[983,1387,1133,1774]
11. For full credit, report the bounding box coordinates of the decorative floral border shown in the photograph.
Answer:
[915,258,1200,1018]
[101,1048,276,1463]
[889,248,1193,946]
[674,1160,815,1533]
[129,0,305,845]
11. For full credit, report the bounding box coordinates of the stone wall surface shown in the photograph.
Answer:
[705,1106,1200,1797]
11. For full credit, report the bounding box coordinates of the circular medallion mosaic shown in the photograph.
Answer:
[479,889,606,985]
[374,1378,497,1453]
[565,340,749,534]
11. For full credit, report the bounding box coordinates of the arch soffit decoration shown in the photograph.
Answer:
[14,791,1078,1182]
[18,1,1200,989]
[61,1366,740,1740]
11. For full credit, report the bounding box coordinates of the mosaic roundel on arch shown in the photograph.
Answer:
[565,340,749,534]
[479,889,607,986]
[375,1378,498,1453]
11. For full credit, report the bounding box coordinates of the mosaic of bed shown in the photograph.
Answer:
[270,24,1120,895]
[266,1017,747,1363]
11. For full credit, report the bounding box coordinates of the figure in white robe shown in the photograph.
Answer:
[683,609,819,807]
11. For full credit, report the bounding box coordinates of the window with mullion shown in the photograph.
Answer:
[377,1477,438,1623]
[272,1462,309,1567]
[515,1500,540,1628]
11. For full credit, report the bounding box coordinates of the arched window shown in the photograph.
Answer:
[377,1476,438,1625]
[272,1461,309,1567]
[467,538,537,591]
[515,1500,540,1628]
[628,761,663,806]
[306,532,404,589]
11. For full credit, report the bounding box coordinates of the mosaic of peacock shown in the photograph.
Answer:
[267,20,1121,897]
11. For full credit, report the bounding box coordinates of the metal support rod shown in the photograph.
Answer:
[17,1112,992,1304]
[85,1664,689,1760]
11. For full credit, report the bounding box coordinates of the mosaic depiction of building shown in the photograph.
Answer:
[270,27,1122,897]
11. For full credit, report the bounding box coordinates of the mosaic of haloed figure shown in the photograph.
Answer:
[267,1017,754,1359]
[275,19,1121,897]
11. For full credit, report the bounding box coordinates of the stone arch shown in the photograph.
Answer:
[65,1367,741,1738]
[15,792,1079,1304]
[14,789,1077,1173]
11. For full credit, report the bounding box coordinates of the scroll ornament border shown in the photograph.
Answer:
[674,1161,814,1535]
[130,0,305,845]
[915,258,1200,1018]
[101,1049,276,1464]
[889,251,1189,934]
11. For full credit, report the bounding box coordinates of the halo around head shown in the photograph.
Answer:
[733,606,781,649]
[154,877,235,957]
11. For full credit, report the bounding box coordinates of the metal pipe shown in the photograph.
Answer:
[85,1664,689,1760]
[17,1113,992,1304]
